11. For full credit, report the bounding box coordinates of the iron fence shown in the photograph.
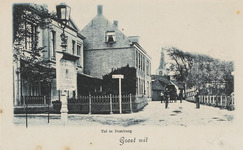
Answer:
[20,96,51,105]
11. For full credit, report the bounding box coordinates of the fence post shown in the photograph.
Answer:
[48,97,49,123]
[44,96,46,112]
[89,94,91,115]
[130,94,133,113]
[23,96,25,106]
[221,95,223,106]
[24,96,28,128]
[224,96,227,107]
[110,94,113,114]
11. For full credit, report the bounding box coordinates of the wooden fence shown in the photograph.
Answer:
[17,94,148,114]
[66,94,148,114]
[186,93,234,109]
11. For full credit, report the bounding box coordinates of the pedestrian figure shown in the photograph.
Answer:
[160,92,164,103]
[195,91,200,109]
[179,91,183,103]
[164,89,169,109]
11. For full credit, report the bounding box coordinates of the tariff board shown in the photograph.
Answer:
[56,52,77,91]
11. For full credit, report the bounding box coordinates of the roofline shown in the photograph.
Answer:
[77,72,102,80]
[69,16,80,31]
[132,42,152,60]
[77,33,86,40]
[83,47,132,51]
[170,80,184,89]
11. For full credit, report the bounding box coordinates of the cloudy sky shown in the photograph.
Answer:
[11,0,243,74]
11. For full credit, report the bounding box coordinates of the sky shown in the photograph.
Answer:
[6,0,243,74]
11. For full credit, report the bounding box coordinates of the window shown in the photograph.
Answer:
[136,51,138,68]
[105,31,116,43]
[77,44,82,66]
[51,31,56,58]
[147,81,149,96]
[77,45,81,56]
[143,56,145,71]
[146,60,149,75]
[140,54,142,70]
[25,22,38,50]
[72,91,76,98]
[72,40,76,54]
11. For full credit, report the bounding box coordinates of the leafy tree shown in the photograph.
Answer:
[102,65,136,95]
[165,47,234,96]
[187,54,215,89]
[221,61,234,95]
[166,47,194,83]
[13,3,56,96]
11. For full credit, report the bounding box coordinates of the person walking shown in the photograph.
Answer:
[195,91,200,108]
[160,91,164,103]
[164,89,169,109]
[179,91,183,103]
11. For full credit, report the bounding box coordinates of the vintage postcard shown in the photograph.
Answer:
[1,0,243,149]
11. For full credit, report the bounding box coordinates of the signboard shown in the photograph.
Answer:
[112,74,124,79]
[56,52,77,91]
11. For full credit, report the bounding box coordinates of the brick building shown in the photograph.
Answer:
[80,5,152,97]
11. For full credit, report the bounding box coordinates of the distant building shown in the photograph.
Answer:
[156,47,167,76]
[151,75,173,101]
[151,47,184,100]
[80,5,152,97]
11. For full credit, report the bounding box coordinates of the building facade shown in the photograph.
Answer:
[80,5,152,97]
[13,4,85,105]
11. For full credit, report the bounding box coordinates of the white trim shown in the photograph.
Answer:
[133,44,151,60]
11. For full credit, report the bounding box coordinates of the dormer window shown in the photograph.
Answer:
[105,31,116,43]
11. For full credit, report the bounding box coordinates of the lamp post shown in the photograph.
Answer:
[56,3,71,52]
[56,3,71,125]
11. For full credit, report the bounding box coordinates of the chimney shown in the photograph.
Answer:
[97,5,103,15]
[113,20,118,27]
[128,36,140,44]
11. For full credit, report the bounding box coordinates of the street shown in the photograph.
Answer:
[9,100,243,150]
[13,100,234,127]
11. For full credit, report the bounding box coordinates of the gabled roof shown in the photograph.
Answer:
[80,12,132,50]
[151,75,172,85]
[152,80,164,90]
[69,16,79,31]
[67,17,85,40]
[171,80,184,89]
[151,75,173,91]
